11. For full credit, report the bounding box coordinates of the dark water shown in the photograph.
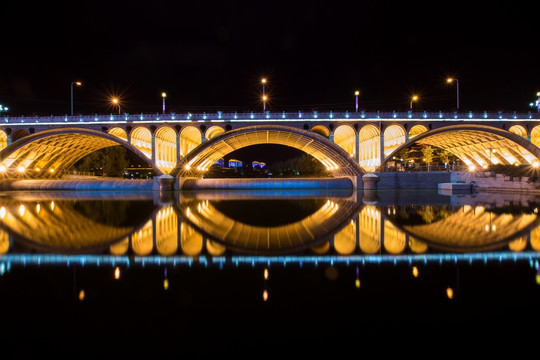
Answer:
[1,189,539,357]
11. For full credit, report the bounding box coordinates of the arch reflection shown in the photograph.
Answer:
[0,190,539,262]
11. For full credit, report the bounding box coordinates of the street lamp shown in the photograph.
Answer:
[446,78,459,110]
[355,90,360,112]
[261,78,267,112]
[162,92,167,114]
[111,97,120,114]
[70,81,82,115]
[410,95,418,109]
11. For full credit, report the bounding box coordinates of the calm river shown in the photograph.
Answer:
[1,188,539,357]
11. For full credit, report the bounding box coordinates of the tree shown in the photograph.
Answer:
[421,145,434,171]
[74,146,130,177]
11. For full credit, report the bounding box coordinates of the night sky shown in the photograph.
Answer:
[1,1,539,116]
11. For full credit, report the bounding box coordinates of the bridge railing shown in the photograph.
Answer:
[1,110,539,124]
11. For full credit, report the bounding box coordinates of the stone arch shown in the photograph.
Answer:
[408,124,429,139]
[131,127,152,159]
[383,124,540,169]
[205,125,225,140]
[108,127,128,142]
[531,125,540,148]
[311,125,330,138]
[334,124,356,157]
[383,124,406,158]
[155,126,177,173]
[508,125,527,139]
[180,126,202,158]
[0,127,162,179]
[11,129,29,142]
[0,130,7,151]
[358,124,380,172]
[170,124,364,178]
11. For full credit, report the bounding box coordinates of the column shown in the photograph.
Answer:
[355,130,360,163]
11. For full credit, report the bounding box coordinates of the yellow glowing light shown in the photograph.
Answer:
[112,98,119,104]
[264,268,269,280]
[262,95,268,101]
[36,204,40,213]
[412,95,418,101]
[468,165,476,171]
[114,266,120,279]
[35,167,41,172]
[412,266,419,277]
[0,207,5,219]
[446,287,454,299]
[163,278,169,290]
[536,273,540,285]
[18,205,25,216]
[447,78,454,83]
[49,168,55,173]
[355,279,361,288]
[355,90,360,96]
[79,289,85,301]
[533,162,540,168]
[17,166,25,172]
[262,289,268,301]
[0,165,5,172]
[162,92,167,98]
[185,164,191,170]
[261,78,267,84]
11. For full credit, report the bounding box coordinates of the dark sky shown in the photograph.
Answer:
[1,1,539,116]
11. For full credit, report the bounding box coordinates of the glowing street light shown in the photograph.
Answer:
[410,95,418,109]
[261,78,267,112]
[111,97,121,114]
[162,92,167,114]
[446,78,459,110]
[70,81,82,116]
[354,90,360,112]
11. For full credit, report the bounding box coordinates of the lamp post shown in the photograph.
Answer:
[70,81,82,115]
[261,78,267,112]
[355,90,360,112]
[446,78,459,110]
[410,95,418,110]
[162,92,167,114]
[112,97,120,114]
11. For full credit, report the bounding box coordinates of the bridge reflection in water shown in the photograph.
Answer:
[1,189,540,269]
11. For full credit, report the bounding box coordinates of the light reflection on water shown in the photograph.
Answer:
[0,189,539,265]
[2,189,540,356]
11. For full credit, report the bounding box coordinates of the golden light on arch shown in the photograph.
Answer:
[311,125,330,138]
[108,127,128,142]
[334,125,356,157]
[130,127,153,159]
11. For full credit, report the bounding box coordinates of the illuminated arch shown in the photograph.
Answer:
[333,218,356,254]
[180,126,202,158]
[408,124,428,139]
[155,126,177,173]
[358,124,380,172]
[108,127,128,141]
[384,124,540,168]
[508,125,527,139]
[131,127,152,159]
[531,126,540,148]
[384,124,406,158]
[334,125,356,157]
[171,125,364,178]
[11,129,29,142]
[358,205,381,254]
[155,205,178,255]
[132,219,153,256]
[0,127,162,179]
[311,125,330,138]
[0,130,7,151]
[205,125,225,140]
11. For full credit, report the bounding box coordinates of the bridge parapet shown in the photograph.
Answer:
[2,110,539,125]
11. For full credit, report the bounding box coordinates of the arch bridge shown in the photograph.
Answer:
[1,110,539,182]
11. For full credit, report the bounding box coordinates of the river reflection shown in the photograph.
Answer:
[1,189,540,263]
[2,189,540,357]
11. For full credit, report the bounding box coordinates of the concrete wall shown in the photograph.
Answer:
[451,171,540,193]
[373,171,451,189]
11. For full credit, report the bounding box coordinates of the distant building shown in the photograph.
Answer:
[214,158,225,167]
[252,161,266,169]
[228,159,243,168]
